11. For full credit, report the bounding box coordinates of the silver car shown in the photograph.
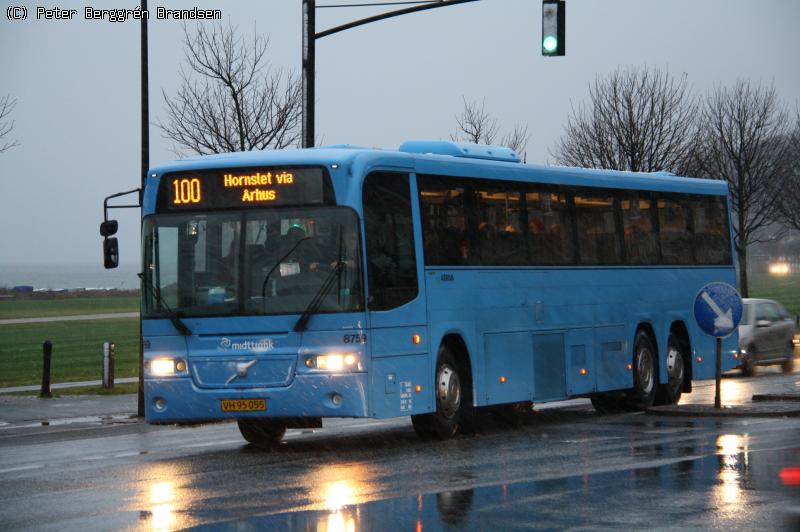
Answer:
[738,298,797,375]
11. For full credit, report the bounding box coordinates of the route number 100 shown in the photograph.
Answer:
[172,178,202,205]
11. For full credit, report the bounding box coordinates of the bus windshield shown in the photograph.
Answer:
[142,207,363,318]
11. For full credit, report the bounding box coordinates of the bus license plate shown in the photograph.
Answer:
[220,399,267,412]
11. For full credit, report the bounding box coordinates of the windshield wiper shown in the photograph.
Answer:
[294,226,346,333]
[261,236,311,309]
[293,260,345,332]
[138,272,192,336]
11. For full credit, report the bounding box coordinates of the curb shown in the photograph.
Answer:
[647,402,800,418]
[752,393,800,402]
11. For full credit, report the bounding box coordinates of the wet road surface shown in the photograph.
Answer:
[1,370,799,530]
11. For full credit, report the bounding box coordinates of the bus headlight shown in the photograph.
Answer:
[146,358,188,377]
[305,353,360,371]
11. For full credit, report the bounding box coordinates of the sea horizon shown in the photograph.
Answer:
[0,262,140,291]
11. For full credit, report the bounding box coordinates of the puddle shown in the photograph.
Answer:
[155,436,800,531]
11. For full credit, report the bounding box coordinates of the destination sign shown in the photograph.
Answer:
[158,167,330,211]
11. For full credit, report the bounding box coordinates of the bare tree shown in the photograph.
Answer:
[159,23,301,155]
[691,80,793,296]
[551,65,698,173]
[451,97,529,155]
[500,123,530,156]
[0,94,19,153]
[775,112,800,232]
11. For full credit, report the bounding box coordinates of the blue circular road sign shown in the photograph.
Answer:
[693,282,743,338]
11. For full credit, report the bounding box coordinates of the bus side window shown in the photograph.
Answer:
[363,172,419,310]
[693,196,732,265]
[621,194,659,265]
[658,196,694,265]
[574,193,620,265]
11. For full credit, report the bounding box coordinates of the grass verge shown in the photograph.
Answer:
[0,296,139,320]
[0,318,139,387]
[748,273,800,315]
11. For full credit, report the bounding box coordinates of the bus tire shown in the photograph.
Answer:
[237,419,286,448]
[625,330,658,410]
[412,347,465,440]
[655,333,685,405]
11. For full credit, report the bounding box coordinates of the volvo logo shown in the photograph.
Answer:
[225,360,258,385]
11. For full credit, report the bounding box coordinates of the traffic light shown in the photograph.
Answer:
[542,0,565,56]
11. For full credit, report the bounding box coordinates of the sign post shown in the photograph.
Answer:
[693,282,743,408]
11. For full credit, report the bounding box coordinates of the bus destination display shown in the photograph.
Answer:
[161,167,326,211]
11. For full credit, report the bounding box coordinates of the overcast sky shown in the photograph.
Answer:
[1,0,798,270]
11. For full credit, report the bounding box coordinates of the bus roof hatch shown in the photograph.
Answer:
[399,140,521,163]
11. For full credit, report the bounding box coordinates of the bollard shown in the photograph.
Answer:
[40,340,52,398]
[102,341,116,389]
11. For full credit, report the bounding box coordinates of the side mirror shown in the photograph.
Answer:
[755,319,771,328]
[103,237,119,269]
[100,220,118,237]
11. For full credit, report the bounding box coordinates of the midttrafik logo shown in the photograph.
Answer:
[218,337,275,353]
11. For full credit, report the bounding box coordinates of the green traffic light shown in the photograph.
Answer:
[542,35,558,53]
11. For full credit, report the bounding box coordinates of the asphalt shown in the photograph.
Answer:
[2,386,799,427]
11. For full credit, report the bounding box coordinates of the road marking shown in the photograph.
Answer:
[0,464,44,474]
[114,451,145,458]
[181,439,241,449]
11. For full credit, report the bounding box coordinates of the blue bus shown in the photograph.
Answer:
[102,140,739,445]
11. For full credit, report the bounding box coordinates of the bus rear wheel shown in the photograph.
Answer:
[655,333,685,405]
[625,331,658,410]
[237,419,286,448]
[412,347,467,440]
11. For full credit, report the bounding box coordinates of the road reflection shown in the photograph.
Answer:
[714,434,749,519]
[136,464,198,531]
[304,463,375,532]
[148,481,177,531]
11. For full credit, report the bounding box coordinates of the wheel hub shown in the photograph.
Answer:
[437,364,461,418]
[666,346,684,387]
[636,347,654,395]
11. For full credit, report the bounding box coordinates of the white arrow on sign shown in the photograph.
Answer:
[701,291,734,333]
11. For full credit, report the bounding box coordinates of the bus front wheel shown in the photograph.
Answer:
[412,347,466,440]
[625,331,658,410]
[237,419,286,448]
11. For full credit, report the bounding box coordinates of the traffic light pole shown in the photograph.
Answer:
[301,0,480,149]
[302,0,315,149]
[139,0,149,417]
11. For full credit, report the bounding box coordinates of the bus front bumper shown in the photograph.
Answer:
[144,373,369,424]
